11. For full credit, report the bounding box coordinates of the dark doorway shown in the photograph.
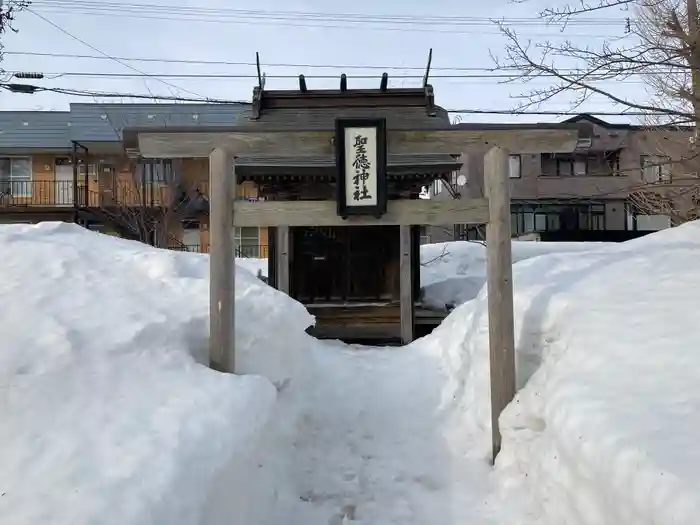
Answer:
[290,225,399,303]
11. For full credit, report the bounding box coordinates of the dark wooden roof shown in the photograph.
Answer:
[234,153,462,178]
[242,105,450,130]
[250,83,449,130]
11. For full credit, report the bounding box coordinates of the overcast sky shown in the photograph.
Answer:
[1,0,645,123]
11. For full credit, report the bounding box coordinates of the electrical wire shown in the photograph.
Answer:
[0,51,633,73]
[24,8,213,100]
[0,81,680,116]
[4,51,686,81]
[0,82,248,103]
[25,0,629,36]
[1,70,648,84]
[27,1,626,25]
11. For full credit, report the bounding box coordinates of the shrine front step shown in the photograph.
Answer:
[305,303,448,345]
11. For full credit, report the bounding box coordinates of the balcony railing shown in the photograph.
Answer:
[167,244,203,253]
[0,180,86,207]
[236,244,269,258]
[0,179,259,210]
[165,244,269,258]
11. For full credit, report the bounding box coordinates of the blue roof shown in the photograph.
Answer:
[0,103,252,150]
[0,111,72,150]
[67,103,252,142]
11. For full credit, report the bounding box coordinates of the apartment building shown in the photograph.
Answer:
[427,114,695,242]
[0,103,269,256]
[5,106,692,248]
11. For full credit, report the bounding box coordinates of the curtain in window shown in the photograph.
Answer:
[0,158,31,196]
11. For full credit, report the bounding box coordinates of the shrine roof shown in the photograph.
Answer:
[233,152,462,178]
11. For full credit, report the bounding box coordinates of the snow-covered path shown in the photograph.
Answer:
[264,339,500,525]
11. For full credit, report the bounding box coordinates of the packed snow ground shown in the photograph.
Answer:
[1,222,699,525]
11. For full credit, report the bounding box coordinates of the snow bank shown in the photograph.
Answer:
[0,222,313,525]
[420,240,609,309]
[426,224,700,524]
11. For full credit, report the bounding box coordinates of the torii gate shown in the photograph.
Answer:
[124,88,516,460]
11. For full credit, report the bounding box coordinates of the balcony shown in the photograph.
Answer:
[165,244,269,258]
[0,180,92,208]
[236,244,269,258]
[0,179,259,212]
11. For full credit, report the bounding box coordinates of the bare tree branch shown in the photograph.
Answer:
[494,0,699,122]
[0,1,29,71]
[493,0,700,224]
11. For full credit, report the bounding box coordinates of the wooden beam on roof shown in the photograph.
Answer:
[380,73,389,91]
[136,128,580,158]
[423,48,433,88]
[256,52,263,89]
[232,198,489,227]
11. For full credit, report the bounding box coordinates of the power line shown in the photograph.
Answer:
[26,1,628,36]
[1,51,538,71]
[4,51,673,82]
[3,69,648,85]
[0,81,677,116]
[0,82,247,103]
[0,70,643,80]
[24,8,211,100]
[4,51,682,79]
[28,1,628,25]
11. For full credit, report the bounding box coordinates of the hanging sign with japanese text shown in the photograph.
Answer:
[335,118,388,218]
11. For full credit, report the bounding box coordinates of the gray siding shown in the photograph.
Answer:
[0,111,72,150]
[67,103,252,142]
[0,104,252,150]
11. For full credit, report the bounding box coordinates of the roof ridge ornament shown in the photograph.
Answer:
[251,52,265,120]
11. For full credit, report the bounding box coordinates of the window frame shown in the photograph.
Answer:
[0,156,33,197]
[508,154,522,179]
[556,157,589,177]
[234,226,261,257]
[641,155,672,183]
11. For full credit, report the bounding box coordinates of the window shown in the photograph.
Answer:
[606,154,621,176]
[641,155,672,183]
[511,202,605,235]
[573,160,588,176]
[508,155,522,178]
[145,161,169,184]
[234,227,260,257]
[181,228,201,252]
[0,157,32,197]
[556,159,572,176]
[432,179,443,196]
[555,157,589,177]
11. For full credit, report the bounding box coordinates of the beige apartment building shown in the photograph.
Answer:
[428,114,696,242]
[3,105,693,249]
[0,103,268,256]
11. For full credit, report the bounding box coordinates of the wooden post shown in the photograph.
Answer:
[399,225,414,344]
[484,146,516,462]
[276,225,290,294]
[209,148,236,373]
